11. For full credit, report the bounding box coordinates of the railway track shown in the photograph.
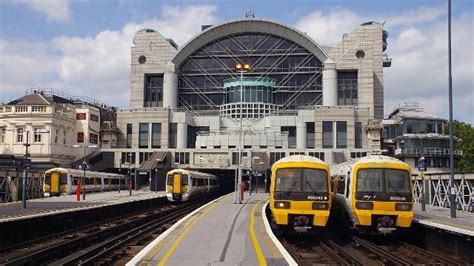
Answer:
[0,195,217,265]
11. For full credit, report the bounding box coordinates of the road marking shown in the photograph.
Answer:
[250,200,267,266]
[157,195,230,266]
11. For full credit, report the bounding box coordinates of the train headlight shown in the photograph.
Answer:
[274,201,291,209]
[395,203,412,211]
[312,202,329,210]
[355,201,374,210]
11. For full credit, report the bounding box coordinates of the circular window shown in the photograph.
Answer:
[138,55,146,64]
[355,50,365,59]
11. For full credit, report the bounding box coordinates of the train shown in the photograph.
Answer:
[166,169,219,202]
[270,155,332,232]
[331,155,414,234]
[43,168,126,196]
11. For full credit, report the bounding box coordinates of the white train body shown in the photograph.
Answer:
[165,169,219,202]
[44,167,126,196]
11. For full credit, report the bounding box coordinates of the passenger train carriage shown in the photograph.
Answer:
[43,168,126,196]
[166,169,219,202]
[270,155,332,232]
[331,155,414,234]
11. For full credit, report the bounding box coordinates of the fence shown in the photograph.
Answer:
[412,172,474,212]
[0,170,44,203]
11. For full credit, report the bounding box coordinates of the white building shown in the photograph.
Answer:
[0,89,117,168]
[101,18,392,189]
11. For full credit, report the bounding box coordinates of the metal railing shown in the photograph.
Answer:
[412,172,474,212]
[396,147,463,157]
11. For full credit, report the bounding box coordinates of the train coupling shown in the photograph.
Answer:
[376,216,396,234]
[293,215,311,232]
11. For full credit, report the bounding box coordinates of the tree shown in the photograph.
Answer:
[447,120,474,172]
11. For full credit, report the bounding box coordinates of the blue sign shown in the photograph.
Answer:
[418,162,427,172]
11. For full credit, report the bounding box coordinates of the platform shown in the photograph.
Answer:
[129,192,295,266]
[0,190,166,223]
[413,203,474,237]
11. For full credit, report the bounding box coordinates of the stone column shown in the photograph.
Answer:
[322,59,337,106]
[296,123,307,150]
[176,123,187,149]
[163,72,177,108]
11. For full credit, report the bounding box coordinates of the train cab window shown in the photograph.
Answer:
[386,169,410,192]
[181,175,188,185]
[302,169,328,192]
[44,173,51,185]
[275,169,300,192]
[357,169,383,192]
[167,175,173,185]
[60,173,68,185]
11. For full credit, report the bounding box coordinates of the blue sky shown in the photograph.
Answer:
[0,0,473,123]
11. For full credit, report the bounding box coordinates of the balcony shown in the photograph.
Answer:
[395,147,463,157]
[383,54,392,67]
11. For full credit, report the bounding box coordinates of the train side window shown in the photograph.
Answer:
[181,175,189,185]
[167,175,173,185]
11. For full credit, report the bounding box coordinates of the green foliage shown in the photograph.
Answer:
[446,120,474,171]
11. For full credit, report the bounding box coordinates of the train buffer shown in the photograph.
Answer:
[129,192,294,266]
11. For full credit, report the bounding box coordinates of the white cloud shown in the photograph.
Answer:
[17,0,71,23]
[0,4,219,107]
[385,4,446,28]
[385,12,474,123]
[294,8,363,46]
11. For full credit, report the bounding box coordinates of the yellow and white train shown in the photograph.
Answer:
[166,169,219,202]
[331,155,414,234]
[270,155,332,232]
[43,168,126,196]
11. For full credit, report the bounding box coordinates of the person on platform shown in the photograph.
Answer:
[240,179,246,204]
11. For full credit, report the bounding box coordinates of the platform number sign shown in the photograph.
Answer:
[418,162,427,172]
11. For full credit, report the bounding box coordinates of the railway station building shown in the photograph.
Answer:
[100,18,392,189]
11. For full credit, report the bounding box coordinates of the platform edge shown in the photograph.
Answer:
[126,193,230,266]
[261,201,297,266]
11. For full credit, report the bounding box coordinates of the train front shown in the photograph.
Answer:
[270,156,332,232]
[166,170,190,202]
[351,159,413,234]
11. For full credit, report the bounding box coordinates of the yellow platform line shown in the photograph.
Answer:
[250,200,267,266]
[157,195,230,266]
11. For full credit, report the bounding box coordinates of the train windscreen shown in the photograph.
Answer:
[356,169,410,193]
[275,168,328,193]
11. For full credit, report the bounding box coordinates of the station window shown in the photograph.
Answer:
[169,123,177,148]
[355,122,363,149]
[281,126,296,149]
[270,152,286,165]
[306,122,315,149]
[0,127,5,143]
[76,113,86,120]
[308,152,325,162]
[126,124,132,148]
[151,123,161,148]
[90,133,98,144]
[77,132,84,143]
[34,128,42,143]
[16,127,24,143]
[336,121,347,149]
[322,121,333,149]
[175,152,190,165]
[90,114,99,122]
[139,123,149,148]
[337,71,358,105]
[144,74,163,107]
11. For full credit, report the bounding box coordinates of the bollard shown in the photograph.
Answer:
[76,179,81,201]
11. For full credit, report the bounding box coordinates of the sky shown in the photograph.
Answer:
[0,0,473,123]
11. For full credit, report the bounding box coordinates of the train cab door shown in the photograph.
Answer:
[173,173,182,200]
[51,172,60,195]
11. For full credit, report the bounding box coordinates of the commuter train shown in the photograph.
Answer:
[270,155,332,232]
[43,168,126,196]
[331,155,414,234]
[166,169,219,202]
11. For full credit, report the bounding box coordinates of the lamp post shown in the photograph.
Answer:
[235,63,250,204]
[128,152,133,196]
[72,144,97,201]
[418,156,426,211]
[22,131,31,208]
[447,0,456,219]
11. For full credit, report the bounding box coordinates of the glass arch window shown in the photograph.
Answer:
[178,33,323,110]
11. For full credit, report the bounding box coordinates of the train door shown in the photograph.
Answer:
[51,171,60,195]
[173,173,181,193]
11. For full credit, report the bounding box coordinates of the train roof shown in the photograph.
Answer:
[273,155,328,166]
[331,155,410,175]
[45,167,125,176]
[167,169,217,179]
[354,155,408,167]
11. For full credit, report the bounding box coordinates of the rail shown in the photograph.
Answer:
[395,147,463,156]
